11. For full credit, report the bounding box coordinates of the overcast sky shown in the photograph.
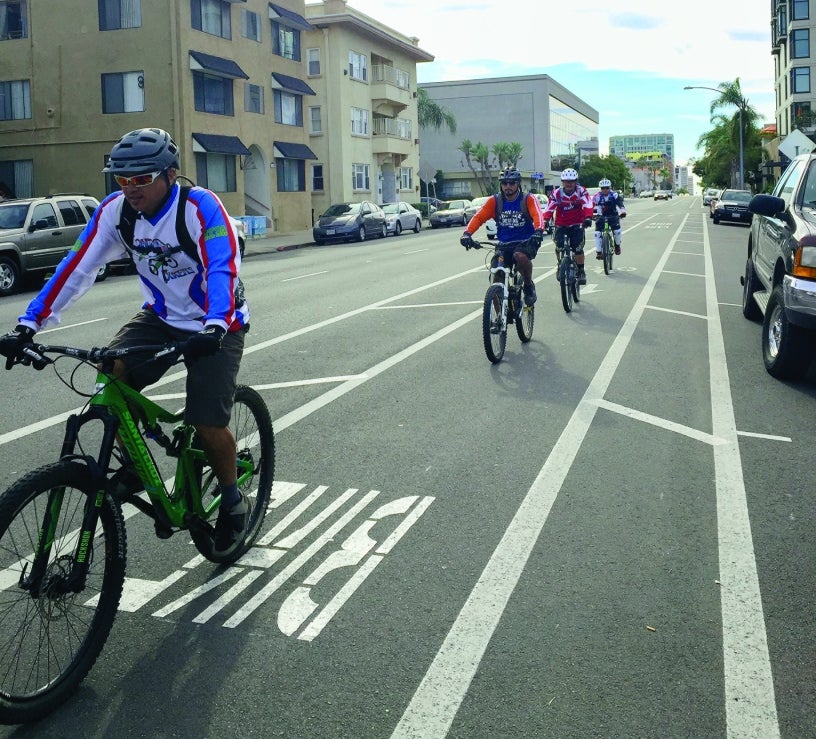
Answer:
[330,0,777,163]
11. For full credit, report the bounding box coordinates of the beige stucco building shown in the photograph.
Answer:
[0,0,432,233]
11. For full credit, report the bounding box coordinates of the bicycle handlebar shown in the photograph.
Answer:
[464,236,535,251]
[12,342,186,371]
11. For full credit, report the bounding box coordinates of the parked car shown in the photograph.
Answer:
[429,199,472,229]
[712,189,753,225]
[703,187,721,206]
[382,202,422,236]
[419,197,444,214]
[653,190,670,200]
[639,190,654,198]
[0,193,101,296]
[313,201,387,244]
[741,152,816,379]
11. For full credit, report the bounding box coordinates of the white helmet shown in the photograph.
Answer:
[560,168,578,181]
[599,178,612,188]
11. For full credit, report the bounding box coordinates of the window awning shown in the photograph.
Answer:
[268,2,312,31]
[273,141,318,160]
[189,50,249,80]
[270,72,315,96]
[192,133,252,156]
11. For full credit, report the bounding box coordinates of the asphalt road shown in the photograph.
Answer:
[0,196,813,739]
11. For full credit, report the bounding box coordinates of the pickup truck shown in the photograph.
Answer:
[742,152,816,379]
[0,193,100,296]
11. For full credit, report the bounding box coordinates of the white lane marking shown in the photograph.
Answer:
[404,248,430,254]
[391,216,690,738]
[282,270,329,281]
[736,431,791,442]
[645,305,709,320]
[663,270,705,277]
[702,216,780,738]
[375,301,482,309]
[37,318,108,333]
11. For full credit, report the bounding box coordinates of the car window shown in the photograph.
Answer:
[82,199,99,218]
[323,203,354,216]
[773,159,806,205]
[799,163,816,207]
[0,204,29,230]
[57,199,85,226]
[31,203,58,229]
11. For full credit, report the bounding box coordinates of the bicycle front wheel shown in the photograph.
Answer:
[191,385,275,564]
[482,283,507,363]
[603,232,613,275]
[559,259,574,313]
[515,303,534,343]
[0,461,126,724]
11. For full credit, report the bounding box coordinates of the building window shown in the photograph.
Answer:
[1,1,28,39]
[102,71,145,113]
[791,28,810,58]
[309,105,322,134]
[194,152,236,192]
[0,159,32,198]
[241,8,261,41]
[793,101,813,128]
[276,158,305,192]
[244,82,264,113]
[792,0,809,21]
[273,89,301,126]
[349,51,367,81]
[351,107,369,135]
[792,66,811,94]
[191,0,231,40]
[98,0,140,30]
[311,164,324,191]
[399,167,413,190]
[271,20,299,61]
[0,79,30,120]
[352,163,370,191]
[193,72,234,115]
[307,48,320,76]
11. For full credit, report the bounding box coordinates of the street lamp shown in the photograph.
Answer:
[684,85,746,189]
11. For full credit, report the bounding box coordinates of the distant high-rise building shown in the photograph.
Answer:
[610,133,675,193]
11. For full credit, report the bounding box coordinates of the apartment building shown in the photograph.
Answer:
[419,75,598,197]
[0,0,431,233]
[609,133,675,192]
[772,0,815,139]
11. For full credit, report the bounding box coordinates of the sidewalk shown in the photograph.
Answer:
[243,228,315,257]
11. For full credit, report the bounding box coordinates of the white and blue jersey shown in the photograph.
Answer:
[20,184,248,334]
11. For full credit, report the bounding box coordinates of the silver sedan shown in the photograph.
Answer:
[382,202,423,236]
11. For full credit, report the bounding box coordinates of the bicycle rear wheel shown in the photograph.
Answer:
[0,461,126,724]
[603,232,613,275]
[191,385,275,564]
[559,259,574,313]
[482,283,506,363]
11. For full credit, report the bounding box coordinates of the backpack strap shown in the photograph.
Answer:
[494,191,531,224]
[174,186,200,263]
[116,196,138,249]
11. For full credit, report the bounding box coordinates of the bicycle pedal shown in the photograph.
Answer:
[154,522,174,539]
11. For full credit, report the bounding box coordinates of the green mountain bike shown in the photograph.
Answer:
[0,341,274,724]
[599,219,614,275]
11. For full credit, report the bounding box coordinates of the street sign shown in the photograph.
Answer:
[778,129,815,160]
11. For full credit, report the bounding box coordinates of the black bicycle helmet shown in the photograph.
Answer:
[499,167,521,184]
[102,128,180,174]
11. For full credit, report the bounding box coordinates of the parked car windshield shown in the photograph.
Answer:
[322,203,359,217]
[381,203,401,214]
[0,204,29,230]
[721,190,752,203]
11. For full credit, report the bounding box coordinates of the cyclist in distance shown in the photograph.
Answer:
[541,168,594,286]
[460,166,545,306]
[0,128,252,558]
[592,178,627,258]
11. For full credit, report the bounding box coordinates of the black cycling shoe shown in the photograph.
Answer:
[577,268,587,286]
[523,282,537,306]
[212,495,252,558]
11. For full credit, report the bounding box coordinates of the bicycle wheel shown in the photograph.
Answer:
[482,283,506,363]
[559,258,573,313]
[571,269,581,304]
[603,232,613,275]
[0,461,126,724]
[191,385,275,564]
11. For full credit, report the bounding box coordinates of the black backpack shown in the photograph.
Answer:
[117,185,199,261]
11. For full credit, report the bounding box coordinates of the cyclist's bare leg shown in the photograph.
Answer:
[194,425,238,486]
[513,251,533,286]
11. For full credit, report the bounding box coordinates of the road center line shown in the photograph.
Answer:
[281,270,329,282]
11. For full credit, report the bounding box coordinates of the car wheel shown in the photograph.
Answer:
[713,216,720,224]
[762,284,812,379]
[95,263,110,282]
[413,219,421,233]
[462,215,468,226]
[380,224,387,239]
[315,237,325,245]
[0,255,21,297]
[394,221,402,236]
[357,225,366,242]
[741,257,762,322]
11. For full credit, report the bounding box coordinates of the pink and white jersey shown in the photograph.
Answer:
[20,184,249,334]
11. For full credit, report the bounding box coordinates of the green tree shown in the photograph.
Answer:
[576,154,632,192]
[417,88,456,134]
[707,78,761,188]
[459,140,525,196]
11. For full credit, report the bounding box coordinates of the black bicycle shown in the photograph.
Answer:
[554,224,585,313]
[465,238,535,363]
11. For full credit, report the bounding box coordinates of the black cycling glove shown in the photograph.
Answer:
[530,229,544,249]
[460,232,474,249]
[583,218,593,228]
[0,325,35,370]
[185,325,226,360]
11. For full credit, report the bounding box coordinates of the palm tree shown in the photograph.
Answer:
[708,78,759,188]
[417,88,456,134]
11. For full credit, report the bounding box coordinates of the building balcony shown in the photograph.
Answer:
[372,116,413,158]
[370,64,411,116]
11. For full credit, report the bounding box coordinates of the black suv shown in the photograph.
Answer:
[0,194,100,296]
[742,153,816,379]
